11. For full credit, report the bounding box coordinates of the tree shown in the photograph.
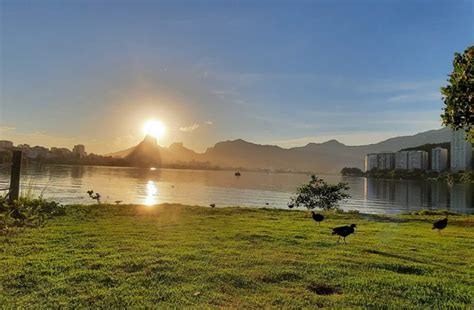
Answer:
[441,46,474,142]
[340,167,365,176]
[291,175,350,210]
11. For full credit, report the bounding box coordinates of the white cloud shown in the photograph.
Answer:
[0,126,16,133]
[179,123,200,132]
[388,91,441,103]
[204,121,213,125]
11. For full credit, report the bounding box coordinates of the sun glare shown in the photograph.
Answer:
[144,180,158,206]
[143,120,166,139]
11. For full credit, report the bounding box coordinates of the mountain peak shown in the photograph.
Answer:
[142,135,158,145]
[304,139,345,148]
[321,139,345,146]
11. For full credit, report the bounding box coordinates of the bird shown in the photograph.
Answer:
[332,224,356,244]
[209,203,216,208]
[432,217,448,233]
[114,200,122,205]
[288,203,294,209]
[311,212,324,225]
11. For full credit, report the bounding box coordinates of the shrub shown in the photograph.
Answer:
[291,175,350,211]
[0,195,65,233]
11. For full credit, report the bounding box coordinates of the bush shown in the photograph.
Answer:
[291,175,350,210]
[0,196,65,233]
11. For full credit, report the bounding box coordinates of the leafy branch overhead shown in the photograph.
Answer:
[441,46,474,141]
[292,175,350,211]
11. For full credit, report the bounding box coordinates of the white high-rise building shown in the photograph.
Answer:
[408,150,428,170]
[395,151,409,170]
[365,154,378,172]
[431,147,448,172]
[377,152,395,170]
[450,130,472,171]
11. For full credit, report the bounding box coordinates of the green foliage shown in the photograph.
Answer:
[367,168,427,180]
[441,46,474,142]
[0,196,65,233]
[340,167,365,176]
[0,204,472,308]
[436,171,474,184]
[409,209,458,216]
[366,169,474,183]
[292,175,350,210]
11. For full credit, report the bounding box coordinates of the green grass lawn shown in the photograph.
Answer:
[1,204,473,308]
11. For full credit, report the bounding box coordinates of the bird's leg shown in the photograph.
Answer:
[337,236,340,244]
[344,237,346,245]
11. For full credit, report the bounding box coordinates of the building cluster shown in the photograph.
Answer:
[0,140,87,159]
[365,130,472,172]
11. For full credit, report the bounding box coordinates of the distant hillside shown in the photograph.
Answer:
[109,128,453,173]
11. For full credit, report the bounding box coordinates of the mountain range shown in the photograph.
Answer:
[108,127,452,173]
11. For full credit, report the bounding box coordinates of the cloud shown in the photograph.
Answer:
[0,126,16,133]
[204,121,213,125]
[387,91,441,103]
[179,123,200,132]
[358,79,443,94]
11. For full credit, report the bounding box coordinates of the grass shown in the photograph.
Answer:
[0,204,473,308]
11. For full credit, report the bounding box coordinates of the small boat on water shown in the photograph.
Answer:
[234,171,241,176]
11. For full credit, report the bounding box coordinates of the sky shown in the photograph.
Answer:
[0,0,473,154]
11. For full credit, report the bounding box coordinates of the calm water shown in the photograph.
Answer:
[0,164,472,214]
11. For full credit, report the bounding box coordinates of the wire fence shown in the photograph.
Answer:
[0,159,14,194]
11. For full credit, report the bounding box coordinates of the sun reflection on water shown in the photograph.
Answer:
[144,180,158,206]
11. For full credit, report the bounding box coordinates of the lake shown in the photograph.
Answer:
[0,164,472,214]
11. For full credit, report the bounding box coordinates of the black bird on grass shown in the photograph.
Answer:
[432,217,448,233]
[312,212,324,225]
[332,224,356,244]
[288,203,294,209]
[209,203,216,208]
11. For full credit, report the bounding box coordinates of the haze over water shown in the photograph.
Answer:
[1,165,472,215]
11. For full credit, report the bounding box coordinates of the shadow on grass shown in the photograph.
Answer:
[307,282,341,295]
[363,249,426,264]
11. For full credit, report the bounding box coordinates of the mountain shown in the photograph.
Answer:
[125,135,162,167]
[109,128,453,173]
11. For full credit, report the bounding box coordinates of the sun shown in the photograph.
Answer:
[143,120,166,139]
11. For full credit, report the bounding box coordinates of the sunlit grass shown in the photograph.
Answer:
[0,204,472,308]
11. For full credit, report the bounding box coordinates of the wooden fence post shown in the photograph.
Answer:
[8,150,22,204]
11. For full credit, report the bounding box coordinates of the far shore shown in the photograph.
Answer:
[22,161,327,176]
